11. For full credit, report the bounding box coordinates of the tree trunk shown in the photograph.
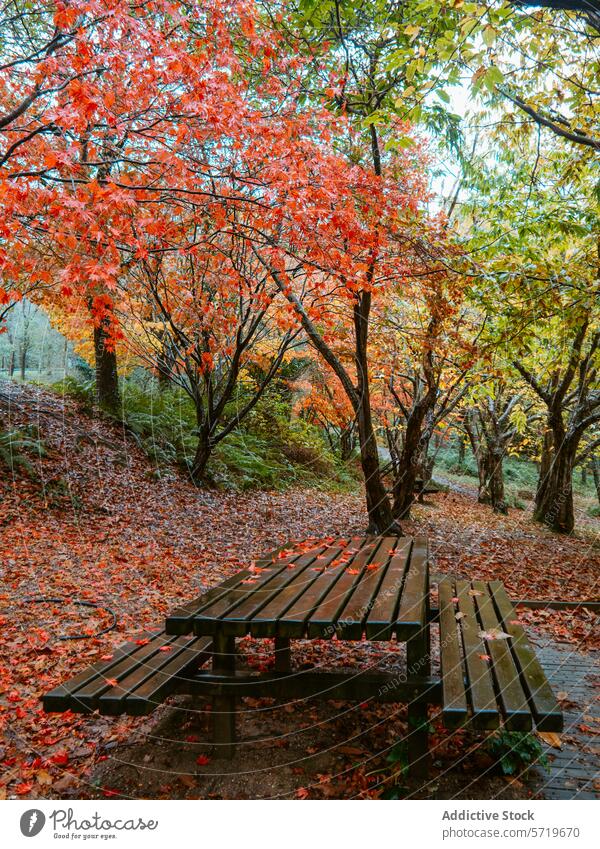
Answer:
[457,436,466,465]
[157,331,174,390]
[538,427,553,491]
[592,456,600,506]
[190,407,215,485]
[340,424,354,462]
[480,444,507,514]
[191,436,212,484]
[581,465,587,485]
[392,411,425,520]
[357,394,398,532]
[534,421,577,533]
[354,294,399,534]
[8,350,15,378]
[19,346,26,380]
[93,321,120,413]
[478,450,491,504]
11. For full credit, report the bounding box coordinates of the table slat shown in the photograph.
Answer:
[277,539,369,638]
[193,547,315,636]
[395,535,429,638]
[365,538,413,640]
[250,538,363,637]
[219,542,339,636]
[330,536,400,639]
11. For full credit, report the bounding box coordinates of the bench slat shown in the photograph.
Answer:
[455,580,499,729]
[489,581,563,732]
[70,633,180,710]
[97,635,212,715]
[43,631,213,716]
[123,637,213,715]
[42,632,161,713]
[472,581,531,731]
[438,579,468,727]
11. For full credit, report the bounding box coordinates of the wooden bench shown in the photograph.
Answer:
[438,578,563,732]
[414,478,441,495]
[43,630,213,716]
[42,543,289,718]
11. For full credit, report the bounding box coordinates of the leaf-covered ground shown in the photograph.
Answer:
[0,382,598,799]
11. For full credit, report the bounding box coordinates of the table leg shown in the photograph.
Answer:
[212,632,236,758]
[274,636,291,673]
[407,567,431,778]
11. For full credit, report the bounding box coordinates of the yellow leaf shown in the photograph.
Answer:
[538,732,562,749]
[404,25,421,43]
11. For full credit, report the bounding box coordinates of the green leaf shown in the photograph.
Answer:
[482,26,496,48]
[483,66,504,91]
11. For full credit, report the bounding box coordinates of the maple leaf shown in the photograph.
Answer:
[478,628,510,641]
[15,783,34,795]
[195,754,211,766]
[36,769,53,786]
[296,787,310,799]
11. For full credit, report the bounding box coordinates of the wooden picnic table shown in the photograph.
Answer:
[165,534,434,772]
[44,533,563,778]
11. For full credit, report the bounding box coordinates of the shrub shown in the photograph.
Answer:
[0,425,45,476]
[486,730,547,775]
[49,375,95,404]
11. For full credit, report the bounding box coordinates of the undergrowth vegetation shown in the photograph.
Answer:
[47,371,360,492]
[434,442,598,513]
[41,372,600,511]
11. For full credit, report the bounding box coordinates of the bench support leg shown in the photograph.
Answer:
[212,632,236,759]
[407,566,431,778]
[274,637,291,673]
[407,630,431,778]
